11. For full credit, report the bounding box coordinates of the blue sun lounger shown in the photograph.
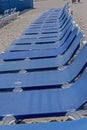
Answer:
[7,27,80,52]
[7,24,73,51]
[27,13,72,35]
[0,43,86,91]
[23,7,71,33]
[20,16,72,39]
[42,9,70,20]
[4,26,78,61]
[22,13,72,38]
[30,5,69,25]
[31,10,61,24]
[27,12,69,31]
[13,16,72,41]
[20,16,72,38]
[0,66,87,119]
[38,6,67,17]
[23,14,71,35]
[0,27,81,61]
[30,11,68,25]
[11,19,72,49]
[0,31,83,74]
[0,118,87,130]
[31,3,69,24]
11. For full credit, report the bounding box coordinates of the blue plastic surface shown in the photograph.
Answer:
[0,69,87,119]
[20,17,72,38]
[1,4,87,129]
[23,15,71,35]
[7,26,73,51]
[0,32,83,74]
[23,15,72,36]
[0,119,87,130]
[31,7,68,25]
[10,21,72,52]
[0,43,86,91]
[0,27,78,61]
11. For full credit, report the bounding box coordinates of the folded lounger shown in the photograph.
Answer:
[0,43,86,91]
[0,66,87,119]
[0,118,87,130]
[0,31,83,74]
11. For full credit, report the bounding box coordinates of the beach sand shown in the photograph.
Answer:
[0,0,87,53]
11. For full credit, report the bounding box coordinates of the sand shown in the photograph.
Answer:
[0,0,87,53]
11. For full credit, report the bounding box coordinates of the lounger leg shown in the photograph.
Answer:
[3,115,16,125]
[66,110,87,120]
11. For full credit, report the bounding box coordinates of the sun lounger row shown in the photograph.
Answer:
[0,3,87,129]
[0,3,84,92]
[0,29,83,75]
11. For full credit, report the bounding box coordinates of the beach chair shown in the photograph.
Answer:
[23,8,71,30]
[1,26,78,61]
[24,10,72,28]
[21,15,72,39]
[0,26,80,61]
[6,25,76,52]
[32,3,70,25]
[32,9,69,26]
[24,16,72,37]
[23,13,71,35]
[0,43,86,91]
[0,31,83,74]
[11,19,73,47]
[0,118,87,129]
[20,18,73,38]
[0,64,87,119]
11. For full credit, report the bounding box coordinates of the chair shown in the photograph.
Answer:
[11,17,73,47]
[0,64,87,119]
[0,31,83,75]
[23,13,71,35]
[21,15,72,39]
[0,43,87,91]
[31,3,69,25]
[0,26,78,61]
[6,25,74,51]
